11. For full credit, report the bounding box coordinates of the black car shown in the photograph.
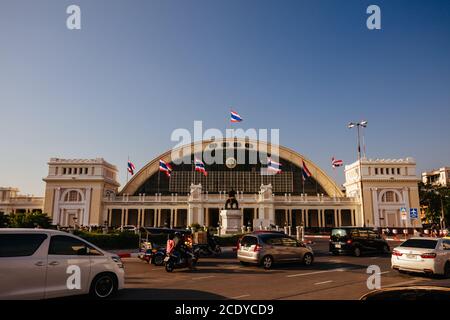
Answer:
[329,227,390,257]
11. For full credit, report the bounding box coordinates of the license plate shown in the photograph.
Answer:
[406,254,416,259]
[335,243,341,248]
[163,257,170,262]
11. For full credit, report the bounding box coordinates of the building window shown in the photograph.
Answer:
[84,168,88,175]
[382,191,398,203]
[375,168,378,175]
[65,190,82,202]
[380,168,384,174]
[63,168,67,175]
[397,168,400,175]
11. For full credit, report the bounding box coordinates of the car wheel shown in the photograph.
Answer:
[382,245,390,254]
[353,247,362,257]
[262,255,274,270]
[303,253,314,266]
[90,273,117,299]
[444,262,450,279]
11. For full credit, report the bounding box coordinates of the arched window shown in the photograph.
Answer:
[64,190,82,202]
[382,191,398,203]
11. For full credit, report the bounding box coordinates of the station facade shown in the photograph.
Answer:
[40,138,422,231]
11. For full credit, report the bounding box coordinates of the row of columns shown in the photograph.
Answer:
[106,207,358,228]
[107,208,183,228]
[276,208,356,228]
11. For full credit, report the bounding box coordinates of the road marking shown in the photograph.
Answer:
[314,280,333,285]
[378,271,391,275]
[286,268,349,278]
[382,278,424,288]
[192,275,216,280]
[231,294,250,299]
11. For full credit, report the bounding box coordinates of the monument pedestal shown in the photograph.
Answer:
[220,209,241,234]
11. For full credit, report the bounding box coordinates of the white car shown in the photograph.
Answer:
[391,237,450,277]
[0,229,125,300]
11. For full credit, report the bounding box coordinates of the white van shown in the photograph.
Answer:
[0,229,125,300]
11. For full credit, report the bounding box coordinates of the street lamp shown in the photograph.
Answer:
[348,120,368,227]
[348,120,368,160]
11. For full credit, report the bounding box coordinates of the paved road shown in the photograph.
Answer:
[116,239,450,300]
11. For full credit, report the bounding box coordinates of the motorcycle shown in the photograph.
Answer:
[195,242,221,257]
[164,247,199,272]
[196,235,222,257]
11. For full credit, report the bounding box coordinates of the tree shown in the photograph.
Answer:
[0,213,10,228]
[8,212,52,229]
[419,182,450,227]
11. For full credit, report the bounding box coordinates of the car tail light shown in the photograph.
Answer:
[420,253,436,259]
[392,250,403,256]
[254,244,261,252]
[346,239,352,244]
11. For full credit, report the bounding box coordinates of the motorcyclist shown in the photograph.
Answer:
[166,233,175,255]
[173,232,195,270]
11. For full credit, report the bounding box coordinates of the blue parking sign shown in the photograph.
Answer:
[410,208,418,219]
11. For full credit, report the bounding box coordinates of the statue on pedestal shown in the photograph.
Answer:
[220,190,241,234]
[224,190,239,209]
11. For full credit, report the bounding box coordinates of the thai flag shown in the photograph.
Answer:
[127,161,136,175]
[267,157,282,174]
[230,110,243,123]
[301,160,312,180]
[159,159,173,177]
[332,157,344,168]
[195,158,208,176]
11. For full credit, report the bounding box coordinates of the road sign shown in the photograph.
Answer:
[400,207,407,221]
[410,208,418,220]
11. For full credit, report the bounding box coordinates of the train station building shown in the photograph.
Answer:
[37,138,421,231]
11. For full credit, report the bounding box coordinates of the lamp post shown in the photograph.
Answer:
[348,121,368,227]
[347,120,368,160]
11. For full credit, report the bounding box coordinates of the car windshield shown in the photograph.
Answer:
[400,239,438,249]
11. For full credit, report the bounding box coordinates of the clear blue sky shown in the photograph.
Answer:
[1,0,449,196]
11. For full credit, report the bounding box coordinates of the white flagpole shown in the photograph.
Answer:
[126,155,129,184]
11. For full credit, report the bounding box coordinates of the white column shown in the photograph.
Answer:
[334,210,338,227]
[53,188,61,225]
[83,188,91,226]
[372,188,380,228]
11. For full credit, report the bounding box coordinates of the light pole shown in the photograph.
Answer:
[348,120,368,227]
[347,120,368,160]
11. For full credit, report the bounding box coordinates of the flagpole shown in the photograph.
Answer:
[158,168,160,195]
[126,155,129,184]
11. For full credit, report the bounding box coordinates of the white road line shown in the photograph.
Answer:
[231,294,250,299]
[314,280,333,285]
[378,271,391,275]
[286,268,349,278]
[382,278,424,288]
[192,275,216,280]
